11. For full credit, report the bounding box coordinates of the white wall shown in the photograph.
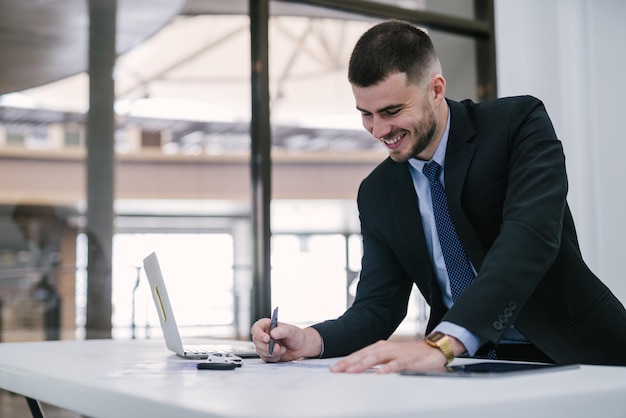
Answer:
[494,0,626,303]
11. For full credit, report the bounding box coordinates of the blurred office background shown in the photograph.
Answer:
[0,0,624,351]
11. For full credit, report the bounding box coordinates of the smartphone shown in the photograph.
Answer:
[197,362,239,370]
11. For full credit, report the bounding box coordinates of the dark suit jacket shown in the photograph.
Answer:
[312,96,626,366]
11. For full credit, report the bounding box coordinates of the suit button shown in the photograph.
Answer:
[493,321,503,331]
[508,301,517,310]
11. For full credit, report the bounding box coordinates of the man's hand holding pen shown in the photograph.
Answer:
[251,311,456,373]
[251,309,323,362]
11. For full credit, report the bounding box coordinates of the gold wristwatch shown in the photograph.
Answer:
[424,331,455,365]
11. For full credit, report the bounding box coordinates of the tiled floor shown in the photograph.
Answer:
[0,389,82,418]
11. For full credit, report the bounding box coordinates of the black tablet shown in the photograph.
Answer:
[400,362,580,377]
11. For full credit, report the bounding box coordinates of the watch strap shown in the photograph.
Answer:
[424,332,455,365]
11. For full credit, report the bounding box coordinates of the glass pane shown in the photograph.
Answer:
[110,233,235,339]
[424,0,475,19]
[0,0,482,344]
[0,204,77,341]
[367,0,475,19]
[430,30,478,102]
[271,234,348,324]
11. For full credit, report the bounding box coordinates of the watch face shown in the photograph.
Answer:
[427,331,445,343]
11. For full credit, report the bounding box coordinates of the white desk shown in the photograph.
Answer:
[0,339,625,418]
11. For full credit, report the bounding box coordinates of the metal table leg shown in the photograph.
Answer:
[25,396,46,418]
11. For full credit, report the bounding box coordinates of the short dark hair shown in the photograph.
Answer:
[348,20,439,87]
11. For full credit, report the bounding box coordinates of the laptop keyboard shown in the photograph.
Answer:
[184,344,226,355]
[183,343,258,357]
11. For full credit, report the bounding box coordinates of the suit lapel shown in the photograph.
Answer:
[390,162,422,252]
[388,161,436,303]
[444,100,485,270]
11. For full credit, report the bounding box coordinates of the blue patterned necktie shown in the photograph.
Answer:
[422,161,474,301]
[423,161,497,359]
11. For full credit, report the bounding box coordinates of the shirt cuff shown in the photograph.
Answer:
[433,321,486,357]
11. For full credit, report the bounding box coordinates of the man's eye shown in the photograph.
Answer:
[387,109,401,115]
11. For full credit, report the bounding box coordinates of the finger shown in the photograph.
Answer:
[252,338,267,352]
[268,321,289,340]
[329,358,349,373]
[251,319,272,343]
[256,340,273,362]
[267,342,284,360]
[258,341,287,363]
[331,352,377,373]
[331,342,388,373]
[375,358,401,374]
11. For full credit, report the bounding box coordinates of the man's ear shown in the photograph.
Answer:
[432,74,446,102]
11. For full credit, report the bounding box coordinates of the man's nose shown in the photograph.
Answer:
[370,117,391,139]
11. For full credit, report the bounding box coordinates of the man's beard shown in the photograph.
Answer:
[389,104,437,163]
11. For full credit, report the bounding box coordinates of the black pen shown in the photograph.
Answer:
[268,306,279,357]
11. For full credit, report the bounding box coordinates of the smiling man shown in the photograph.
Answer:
[251,20,626,372]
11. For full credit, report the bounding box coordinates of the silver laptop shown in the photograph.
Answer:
[143,251,258,359]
